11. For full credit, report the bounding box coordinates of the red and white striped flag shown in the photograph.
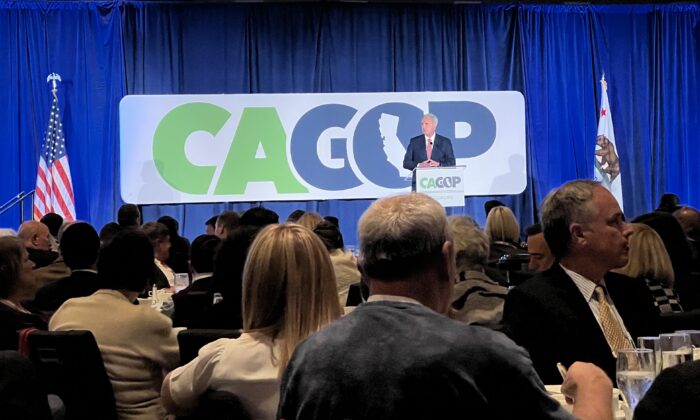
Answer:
[33,75,76,221]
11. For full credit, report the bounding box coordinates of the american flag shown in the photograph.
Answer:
[33,90,76,221]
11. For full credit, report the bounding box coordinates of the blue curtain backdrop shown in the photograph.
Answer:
[2,2,700,245]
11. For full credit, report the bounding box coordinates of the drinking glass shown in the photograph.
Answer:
[675,330,700,360]
[659,333,693,369]
[616,349,655,412]
[637,336,661,375]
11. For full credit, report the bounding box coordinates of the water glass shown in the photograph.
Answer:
[659,333,693,369]
[616,349,655,412]
[675,330,700,360]
[637,336,661,375]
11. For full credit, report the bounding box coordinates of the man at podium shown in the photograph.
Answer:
[403,113,456,170]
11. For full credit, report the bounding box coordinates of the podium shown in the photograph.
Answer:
[413,166,466,207]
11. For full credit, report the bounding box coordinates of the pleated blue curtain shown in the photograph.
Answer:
[2,2,700,245]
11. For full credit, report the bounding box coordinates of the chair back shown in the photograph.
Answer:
[27,330,117,420]
[178,329,242,365]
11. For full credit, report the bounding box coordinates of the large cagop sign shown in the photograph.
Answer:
[119,91,526,204]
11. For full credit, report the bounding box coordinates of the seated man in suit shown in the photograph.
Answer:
[403,113,455,189]
[503,180,660,385]
[31,222,103,320]
[172,234,220,327]
[278,193,613,420]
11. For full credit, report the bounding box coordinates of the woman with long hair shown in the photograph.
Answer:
[0,236,45,350]
[614,223,683,313]
[162,223,342,419]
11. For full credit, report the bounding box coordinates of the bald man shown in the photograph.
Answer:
[18,220,69,288]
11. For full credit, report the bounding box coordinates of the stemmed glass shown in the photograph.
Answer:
[616,349,655,413]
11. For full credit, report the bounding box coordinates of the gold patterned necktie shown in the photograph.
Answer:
[594,285,633,355]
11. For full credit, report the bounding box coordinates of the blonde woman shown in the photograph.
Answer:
[162,223,342,419]
[484,206,525,262]
[614,223,683,313]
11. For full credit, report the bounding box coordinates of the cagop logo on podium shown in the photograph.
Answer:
[414,166,466,207]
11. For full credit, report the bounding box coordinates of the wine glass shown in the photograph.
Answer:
[616,349,655,412]
[659,333,692,369]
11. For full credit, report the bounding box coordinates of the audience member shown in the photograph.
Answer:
[313,220,360,307]
[204,216,217,235]
[448,216,508,329]
[485,205,525,262]
[171,234,220,327]
[142,222,174,290]
[99,222,122,246]
[655,193,681,213]
[633,360,700,420]
[526,223,555,272]
[503,180,659,384]
[17,221,57,269]
[215,211,240,239]
[117,203,141,229]
[240,206,279,228]
[39,212,63,252]
[633,211,696,310]
[613,223,683,314]
[323,215,339,227]
[0,237,46,351]
[31,223,103,319]
[157,215,191,275]
[162,224,341,418]
[484,199,505,217]
[286,209,305,223]
[50,230,179,420]
[278,193,612,420]
[295,212,322,230]
[187,226,260,329]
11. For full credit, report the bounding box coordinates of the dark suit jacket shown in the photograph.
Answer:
[172,276,214,327]
[31,270,103,319]
[502,265,660,384]
[402,134,456,171]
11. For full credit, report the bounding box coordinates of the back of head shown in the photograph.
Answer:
[359,193,449,281]
[632,211,692,282]
[99,222,122,246]
[313,220,344,252]
[141,222,169,246]
[674,206,700,242]
[0,236,25,299]
[60,223,100,270]
[117,204,141,228]
[296,212,322,231]
[540,180,599,260]
[157,215,180,238]
[657,193,681,213]
[484,206,520,244]
[97,230,154,292]
[190,234,221,274]
[243,224,341,374]
[215,211,241,238]
[448,216,489,271]
[17,221,50,250]
[241,207,279,228]
[616,223,674,286]
[484,200,505,217]
[286,209,306,223]
[40,213,63,237]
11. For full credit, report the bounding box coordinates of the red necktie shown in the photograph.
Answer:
[426,140,433,161]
